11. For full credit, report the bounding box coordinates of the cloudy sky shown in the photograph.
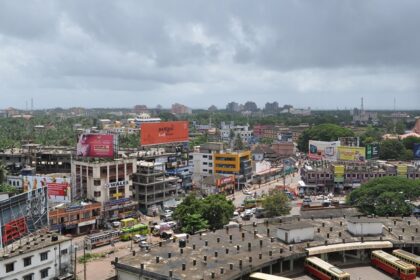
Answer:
[1,0,419,110]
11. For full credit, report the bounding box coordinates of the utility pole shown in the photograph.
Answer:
[73,246,77,279]
[83,240,87,280]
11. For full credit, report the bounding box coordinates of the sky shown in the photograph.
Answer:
[0,0,419,110]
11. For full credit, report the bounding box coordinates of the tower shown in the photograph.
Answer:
[361,97,364,111]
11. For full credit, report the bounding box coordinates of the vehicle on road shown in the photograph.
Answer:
[304,256,350,280]
[371,250,416,280]
[254,207,267,218]
[120,223,149,241]
[132,234,147,243]
[139,241,149,248]
[303,197,312,206]
[392,249,420,273]
[85,230,120,249]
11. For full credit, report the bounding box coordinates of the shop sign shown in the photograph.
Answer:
[105,180,128,188]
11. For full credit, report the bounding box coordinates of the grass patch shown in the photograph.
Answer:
[78,250,115,263]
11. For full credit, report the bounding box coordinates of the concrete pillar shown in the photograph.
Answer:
[269,264,272,274]
[342,251,346,263]
[290,259,294,271]
[279,260,283,273]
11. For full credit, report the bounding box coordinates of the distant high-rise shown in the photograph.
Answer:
[171,103,192,115]
[226,102,240,112]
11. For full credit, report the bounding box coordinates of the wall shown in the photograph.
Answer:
[277,227,314,244]
[347,222,383,236]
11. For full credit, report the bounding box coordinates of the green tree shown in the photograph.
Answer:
[260,137,274,145]
[181,213,208,234]
[234,135,244,150]
[262,189,291,218]
[201,194,235,230]
[347,177,420,216]
[379,139,406,160]
[172,194,203,224]
[297,124,354,152]
[402,136,420,150]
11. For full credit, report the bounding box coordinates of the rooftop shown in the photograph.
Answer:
[278,222,314,231]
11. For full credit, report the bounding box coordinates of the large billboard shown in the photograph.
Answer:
[308,140,340,161]
[0,187,49,248]
[414,143,420,160]
[366,143,380,160]
[77,134,115,157]
[338,146,366,161]
[333,165,345,183]
[140,121,189,146]
[23,175,71,202]
[397,164,408,177]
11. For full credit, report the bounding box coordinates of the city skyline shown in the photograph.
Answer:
[1,1,420,110]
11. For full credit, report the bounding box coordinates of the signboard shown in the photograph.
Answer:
[366,143,380,160]
[397,164,408,177]
[0,187,48,248]
[105,180,128,188]
[23,175,71,202]
[77,134,115,158]
[414,143,420,160]
[337,146,366,161]
[140,121,189,146]
[308,140,340,161]
[216,176,235,187]
[333,165,345,183]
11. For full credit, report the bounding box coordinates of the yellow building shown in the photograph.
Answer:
[214,151,252,187]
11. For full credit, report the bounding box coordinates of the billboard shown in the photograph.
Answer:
[22,175,71,202]
[0,187,49,248]
[397,164,408,177]
[77,134,115,158]
[338,146,366,161]
[414,143,420,160]
[333,165,345,183]
[140,121,189,146]
[366,143,380,160]
[308,140,340,161]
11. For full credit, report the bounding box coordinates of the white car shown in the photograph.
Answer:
[242,189,253,195]
[133,234,147,243]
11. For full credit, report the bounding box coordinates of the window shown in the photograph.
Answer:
[202,155,208,158]
[209,156,213,160]
[5,262,14,273]
[61,249,68,255]
[23,274,33,280]
[94,179,101,186]
[23,256,32,267]
[203,162,208,165]
[40,268,49,279]
[40,251,49,261]
[94,191,101,197]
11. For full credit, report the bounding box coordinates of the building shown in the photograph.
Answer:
[271,142,295,158]
[226,102,240,112]
[133,105,149,114]
[289,107,311,116]
[277,222,315,244]
[243,101,258,112]
[134,113,161,128]
[49,202,102,235]
[71,158,138,221]
[171,103,192,115]
[220,122,253,143]
[214,150,252,188]
[191,142,224,184]
[264,102,279,114]
[132,161,179,212]
[201,174,235,195]
[347,217,383,236]
[0,233,73,280]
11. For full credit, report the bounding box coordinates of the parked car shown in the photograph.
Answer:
[133,234,147,243]
[242,189,253,195]
[303,197,312,206]
[139,241,149,248]
[254,208,267,219]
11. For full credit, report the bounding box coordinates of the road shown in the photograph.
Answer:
[292,265,420,280]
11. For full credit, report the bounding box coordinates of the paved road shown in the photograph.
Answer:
[293,265,420,280]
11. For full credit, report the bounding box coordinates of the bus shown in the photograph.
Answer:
[304,257,350,280]
[85,230,120,249]
[392,249,420,273]
[120,218,137,228]
[371,250,416,280]
[250,272,292,280]
[120,223,149,241]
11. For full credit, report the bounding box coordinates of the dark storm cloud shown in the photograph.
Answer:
[0,0,419,109]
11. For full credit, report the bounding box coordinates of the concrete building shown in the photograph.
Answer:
[0,233,73,280]
[201,174,235,195]
[220,122,253,143]
[171,103,192,115]
[226,102,240,112]
[277,222,315,244]
[347,217,383,236]
[49,202,102,235]
[132,161,179,212]
[191,142,224,184]
[71,158,138,221]
[271,142,295,158]
[214,150,252,188]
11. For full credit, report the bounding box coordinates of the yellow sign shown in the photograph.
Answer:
[333,165,345,183]
[397,164,407,176]
[113,192,123,199]
[338,146,366,161]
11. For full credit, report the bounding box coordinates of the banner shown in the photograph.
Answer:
[216,176,235,187]
[140,121,189,146]
[397,164,408,177]
[366,143,380,160]
[333,165,345,183]
[414,143,420,160]
[77,134,115,158]
[22,175,71,202]
[308,140,340,161]
[338,146,366,161]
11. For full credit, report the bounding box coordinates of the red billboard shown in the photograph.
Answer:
[140,121,189,146]
[77,134,115,158]
[48,182,69,196]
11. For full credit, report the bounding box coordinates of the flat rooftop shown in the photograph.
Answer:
[114,216,420,280]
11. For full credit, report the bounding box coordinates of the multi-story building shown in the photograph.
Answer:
[214,150,252,188]
[132,161,179,212]
[191,142,224,184]
[220,122,253,143]
[171,103,192,115]
[226,102,240,112]
[49,202,102,235]
[0,233,73,280]
[264,102,279,114]
[71,158,138,221]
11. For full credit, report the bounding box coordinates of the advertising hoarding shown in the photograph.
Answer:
[0,187,48,248]
[77,134,115,158]
[337,146,366,161]
[414,143,420,160]
[308,140,340,161]
[216,176,235,187]
[22,175,71,202]
[140,121,189,146]
[366,143,380,160]
[397,164,408,177]
[333,165,345,183]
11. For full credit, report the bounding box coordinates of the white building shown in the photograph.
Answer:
[0,234,73,280]
[347,217,383,236]
[277,222,315,244]
[220,122,253,143]
[191,143,224,184]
